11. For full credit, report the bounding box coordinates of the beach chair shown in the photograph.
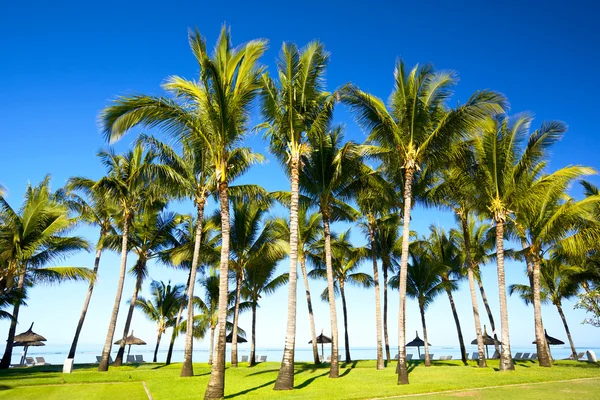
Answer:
[338,355,342,361]
[491,350,500,359]
[25,357,35,366]
[135,355,144,363]
[446,356,453,360]
[326,355,331,362]
[514,352,523,360]
[393,353,398,359]
[241,356,248,362]
[471,352,479,360]
[577,352,585,359]
[126,355,135,363]
[35,357,49,365]
[406,354,413,360]
[530,353,537,360]
[419,354,434,360]
[522,353,530,359]
[109,356,114,364]
[96,356,102,363]
[259,355,267,362]
[439,356,447,360]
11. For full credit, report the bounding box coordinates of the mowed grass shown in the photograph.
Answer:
[0,360,598,399]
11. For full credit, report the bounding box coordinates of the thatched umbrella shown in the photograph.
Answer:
[226,332,247,343]
[308,330,332,360]
[13,323,46,364]
[471,325,501,359]
[532,329,564,358]
[114,330,146,362]
[406,331,430,358]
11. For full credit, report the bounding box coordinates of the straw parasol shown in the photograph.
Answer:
[226,332,247,343]
[471,325,501,359]
[532,329,564,358]
[114,330,146,362]
[308,330,332,360]
[13,323,46,364]
[406,331,430,358]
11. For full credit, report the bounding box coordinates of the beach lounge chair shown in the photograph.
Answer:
[25,357,35,366]
[530,353,537,360]
[10,363,27,368]
[96,356,102,363]
[446,356,453,360]
[241,356,248,362]
[338,355,342,361]
[109,356,114,364]
[35,357,49,365]
[491,350,500,359]
[259,355,267,362]
[406,354,413,360]
[577,352,585,359]
[439,356,447,360]
[135,355,144,363]
[514,352,523,359]
[326,355,331,362]
[419,354,434,360]
[126,355,135,363]
[471,352,479,360]
[393,353,398,359]
[522,353,530,359]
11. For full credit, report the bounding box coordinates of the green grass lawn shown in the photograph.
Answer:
[0,360,598,399]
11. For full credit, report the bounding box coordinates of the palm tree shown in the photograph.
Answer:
[356,166,397,369]
[342,61,506,383]
[109,205,182,366]
[135,280,185,362]
[427,227,468,365]
[391,244,448,367]
[300,126,366,377]
[272,207,323,365]
[64,178,118,362]
[310,229,373,363]
[0,178,92,369]
[260,41,332,390]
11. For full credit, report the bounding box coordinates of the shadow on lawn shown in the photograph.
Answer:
[225,379,276,399]
[0,385,12,391]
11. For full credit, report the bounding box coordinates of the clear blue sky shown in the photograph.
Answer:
[1,0,599,354]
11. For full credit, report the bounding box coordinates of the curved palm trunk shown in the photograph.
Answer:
[230,272,242,368]
[477,276,500,354]
[204,181,231,399]
[208,326,216,365]
[114,263,144,366]
[460,214,486,367]
[322,214,340,378]
[67,237,105,361]
[368,223,384,369]
[556,302,577,360]
[0,270,26,369]
[98,215,130,372]
[153,330,163,362]
[531,255,551,367]
[339,280,351,363]
[300,258,320,364]
[494,219,514,371]
[419,303,431,367]
[180,198,206,376]
[274,153,300,390]
[382,260,391,364]
[249,301,257,366]
[166,273,191,365]
[397,167,414,384]
[445,286,467,365]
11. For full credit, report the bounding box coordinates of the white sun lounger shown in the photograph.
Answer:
[241,356,248,362]
[135,355,144,363]
[35,357,49,365]
[259,355,267,362]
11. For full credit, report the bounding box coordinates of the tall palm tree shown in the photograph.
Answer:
[310,229,373,363]
[272,207,323,365]
[135,280,185,362]
[64,178,118,363]
[0,178,92,369]
[108,205,182,366]
[260,41,332,390]
[342,61,506,383]
[391,244,448,367]
[300,126,366,377]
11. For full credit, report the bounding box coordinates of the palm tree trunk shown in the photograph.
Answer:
[368,223,384,369]
[339,280,351,363]
[322,213,340,378]
[208,326,215,365]
[0,270,26,369]
[230,271,242,368]
[383,260,391,364]
[181,198,206,376]
[445,286,467,365]
[274,152,300,390]
[477,276,500,354]
[397,167,414,384]
[166,272,191,365]
[249,302,257,366]
[494,219,514,371]
[114,261,144,366]
[556,302,577,360]
[531,255,551,367]
[98,214,130,372]
[460,213,486,367]
[419,303,431,367]
[153,330,163,363]
[68,235,105,361]
[300,257,320,364]
[204,180,231,399]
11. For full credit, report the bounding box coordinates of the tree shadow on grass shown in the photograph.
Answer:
[295,371,329,389]
[225,379,276,399]
[0,385,11,391]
